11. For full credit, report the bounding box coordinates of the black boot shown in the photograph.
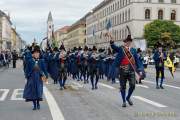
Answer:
[32,101,36,110]
[126,98,133,106]
[37,100,40,110]
[122,102,126,107]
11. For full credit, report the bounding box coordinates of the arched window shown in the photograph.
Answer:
[145,9,151,19]
[171,10,176,20]
[158,9,163,20]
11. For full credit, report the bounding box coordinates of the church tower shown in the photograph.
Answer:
[47,11,54,47]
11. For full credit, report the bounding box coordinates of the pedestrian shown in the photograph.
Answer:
[12,50,18,68]
[23,45,48,110]
[110,34,143,107]
[137,48,146,84]
[153,42,167,89]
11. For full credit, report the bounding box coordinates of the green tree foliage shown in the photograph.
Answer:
[144,20,180,48]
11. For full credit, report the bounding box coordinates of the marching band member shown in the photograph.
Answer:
[23,45,48,110]
[153,42,167,89]
[110,33,143,107]
[81,46,89,84]
[89,46,100,90]
[58,45,68,90]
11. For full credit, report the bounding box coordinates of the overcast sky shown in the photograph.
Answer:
[0,0,103,44]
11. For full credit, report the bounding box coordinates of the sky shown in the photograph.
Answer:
[0,0,103,44]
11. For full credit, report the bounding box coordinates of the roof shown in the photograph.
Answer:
[0,10,12,25]
[86,0,112,17]
[47,11,53,22]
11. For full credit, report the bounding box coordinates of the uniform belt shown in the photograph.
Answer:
[120,65,130,71]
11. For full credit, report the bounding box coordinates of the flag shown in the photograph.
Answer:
[164,55,175,78]
[93,28,95,36]
[106,19,112,31]
[100,32,103,39]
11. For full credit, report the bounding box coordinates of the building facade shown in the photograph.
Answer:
[54,26,70,47]
[65,19,86,50]
[0,10,12,50]
[86,0,180,50]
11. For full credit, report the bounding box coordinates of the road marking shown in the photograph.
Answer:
[99,83,116,90]
[133,96,167,108]
[11,89,24,100]
[0,89,10,101]
[136,85,149,89]
[115,80,119,83]
[44,86,65,120]
[143,80,180,90]
[71,81,83,88]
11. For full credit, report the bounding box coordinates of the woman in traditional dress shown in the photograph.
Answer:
[23,45,48,110]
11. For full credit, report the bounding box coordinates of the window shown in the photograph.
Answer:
[117,14,119,24]
[158,9,163,20]
[171,10,176,20]
[125,11,127,22]
[145,9,151,19]
[171,0,176,3]
[159,0,164,3]
[120,0,123,8]
[128,9,130,20]
[117,1,120,9]
[122,12,124,22]
[120,13,122,23]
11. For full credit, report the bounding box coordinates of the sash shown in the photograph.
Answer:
[122,46,141,81]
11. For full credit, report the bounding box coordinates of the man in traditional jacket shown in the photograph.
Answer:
[110,34,143,107]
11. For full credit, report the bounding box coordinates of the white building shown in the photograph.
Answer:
[86,0,180,50]
[0,10,12,50]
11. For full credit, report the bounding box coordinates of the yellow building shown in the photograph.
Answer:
[54,26,70,47]
[65,18,86,50]
[11,28,17,50]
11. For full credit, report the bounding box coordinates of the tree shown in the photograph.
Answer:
[144,20,180,48]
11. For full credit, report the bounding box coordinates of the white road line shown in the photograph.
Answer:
[11,89,24,100]
[136,85,149,89]
[0,89,9,101]
[99,83,116,90]
[71,81,83,88]
[44,86,65,120]
[143,80,180,90]
[133,96,167,108]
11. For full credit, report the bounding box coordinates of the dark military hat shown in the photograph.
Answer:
[60,44,65,50]
[53,47,59,52]
[137,48,142,53]
[123,35,133,42]
[154,41,163,48]
[84,46,88,51]
[78,46,82,51]
[31,45,40,53]
[92,46,97,51]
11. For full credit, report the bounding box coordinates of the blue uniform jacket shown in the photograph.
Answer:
[25,58,48,79]
[153,51,167,68]
[111,43,143,71]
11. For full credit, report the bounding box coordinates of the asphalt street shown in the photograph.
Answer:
[0,61,180,120]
